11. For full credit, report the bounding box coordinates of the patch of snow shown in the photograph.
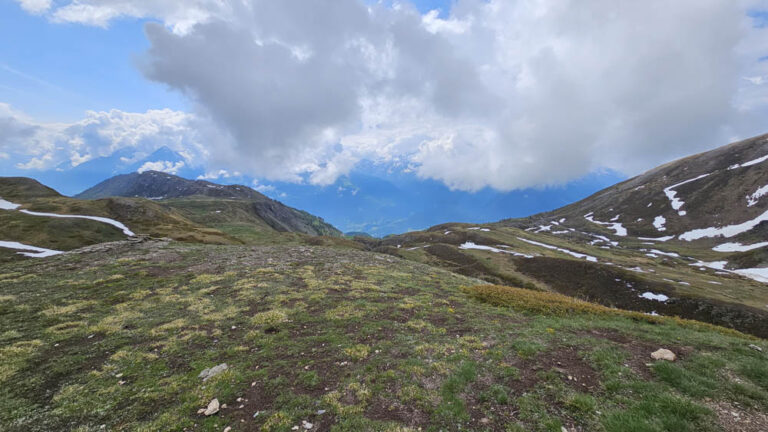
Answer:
[733,268,768,283]
[444,231,452,235]
[679,209,768,241]
[584,214,627,236]
[516,237,597,262]
[647,202,653,207]
[551,230,570,235]
[0,241,63,258]
[406,245,430,251]
[468,227,491,232]
[534,225,552,233]
[641,249,680,258]
[637,235,676,242]
[459,242,533,258]
[690,260,728,270]
[19,210,136,236]
[647,311,661,316]
[559,218,566,223]
[728,154,768,170]
[746,185,768,207]
[0,198,21,210]
[610,214,620,222]
[626,266,646,273]
[652,216,666,232]
[712,242,768,252]
[663,174,710,216]
[640,292,669,302]
[707,281,722,285]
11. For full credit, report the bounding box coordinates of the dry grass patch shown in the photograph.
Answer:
[464,284,752,338]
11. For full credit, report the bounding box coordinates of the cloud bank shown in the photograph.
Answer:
[10,0,768,191]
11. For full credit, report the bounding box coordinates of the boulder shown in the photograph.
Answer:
[204,398,220,416]
[199,363,228,382]
[651,348,676,361]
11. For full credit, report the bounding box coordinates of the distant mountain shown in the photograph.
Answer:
[77,171,342,237]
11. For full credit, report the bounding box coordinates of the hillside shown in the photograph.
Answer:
[357,134,768,338]
[0,177,249,257]
[512,133,768,244]
[77,171,342,238]
[1,240,766,431]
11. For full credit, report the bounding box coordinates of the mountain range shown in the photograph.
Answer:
[2,133,768,431]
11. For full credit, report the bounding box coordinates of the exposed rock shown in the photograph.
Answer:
[203,398,220,416]
[199,363,228,382]
[748,344,763,352]
[651,348,677,361]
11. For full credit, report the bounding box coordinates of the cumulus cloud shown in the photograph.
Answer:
[14,0,768,190]
[0,104,206,171]
[15,0,51,15]
[137,160,185,174]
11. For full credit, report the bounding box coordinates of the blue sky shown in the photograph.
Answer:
[1,0,767,235]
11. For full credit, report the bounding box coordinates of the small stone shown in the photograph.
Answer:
[561,427,569,432]
[204,398,220,416]
[253,411,260,418]
[651,348,676,361]
[302,420,314,429]
[316,410,326,415]
[115,373,123,378]
[236,397,242,402]
[238,404,244,409]
[118,380,126,385]
[221,404,227,409]
[292,426,299,431]
[224,427,232,432]
[748,344,763,352]
[199,363,228,382]
[479,417,490,424]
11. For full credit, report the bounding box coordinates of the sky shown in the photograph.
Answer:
[1,0,767,235]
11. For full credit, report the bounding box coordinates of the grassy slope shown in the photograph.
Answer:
[1,241,767,431]
[0,196,241,253]
[368,224,768,337]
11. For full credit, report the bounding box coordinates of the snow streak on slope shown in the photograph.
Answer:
[728,154,768,170]
[0,241,63,258]
[0,198,21,210]
[679,209,768,241]
[663,174,710,216]
[712,242,768,252]
[459,242,533,258]
[19,210,136,236]
[747,185,768,207]
[516,237,598,262]
[653,216,666,231]
[584,213,627,236]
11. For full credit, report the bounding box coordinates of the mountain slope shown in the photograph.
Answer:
[514,133,768,243]
[357,133,768,338]
[1,240,766,431]
[0,177,241,257]
[77,171,342,238]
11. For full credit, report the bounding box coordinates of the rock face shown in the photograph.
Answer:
[198,363,228,382]
[651,348,677,361]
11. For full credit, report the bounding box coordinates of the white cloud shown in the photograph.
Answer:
[15,0,52,15]
[13,0,768,191]
[137,160,185,174]
[0,104,206,172]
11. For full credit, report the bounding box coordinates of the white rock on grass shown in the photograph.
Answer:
[199,363,228,382]
[203,398,220,416]
[650,349,677,361]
